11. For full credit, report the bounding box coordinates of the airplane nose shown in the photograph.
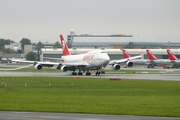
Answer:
[105,54,110,62]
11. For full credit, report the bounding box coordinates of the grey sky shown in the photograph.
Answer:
[0,0,180,42]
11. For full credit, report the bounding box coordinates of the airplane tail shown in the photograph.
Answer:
[146,50,158,60]
[60,34,71,56]
[122,49,131,58]
[5,56,9,60]
[166,49,178,60]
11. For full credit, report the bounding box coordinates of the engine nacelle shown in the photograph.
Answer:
[61,65,68,72]
[35,64,42,70]
[113,64,120,70]
[126,61,133,67]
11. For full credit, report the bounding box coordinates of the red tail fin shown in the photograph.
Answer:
[122,49,131,58]
[60,35,71,56]
[166,49,178,60]
[146,50,158,60]
[5,56,9,60]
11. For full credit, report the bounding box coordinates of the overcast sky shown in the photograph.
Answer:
[0,0,180,42]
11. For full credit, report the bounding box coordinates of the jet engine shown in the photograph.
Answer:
[126,61,133,67]
[61,65,68,72]
[35,64,42,70]
[113,64,120,70]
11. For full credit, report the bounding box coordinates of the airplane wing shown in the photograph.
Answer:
[11,59,60,66]
[112,55,142,64]
[12,59,37,64]
[12,58,89,68]
[43,57,64,61]
[129,55,142,59]
[0,64,34,70]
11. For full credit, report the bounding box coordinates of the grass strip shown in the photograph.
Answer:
[0,77,180,117]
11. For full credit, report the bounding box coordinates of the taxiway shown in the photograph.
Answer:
[0,71,180,81]
[0,111,179,120]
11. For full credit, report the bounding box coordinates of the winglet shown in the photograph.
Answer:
[60,34,71,56]
[122,49,131,58]
[166,49,178,60]
[146,50,158,60]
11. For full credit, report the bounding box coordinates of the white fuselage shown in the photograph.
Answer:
[61,50,110,69]
[130,59,172,65]
[170,60,180,65]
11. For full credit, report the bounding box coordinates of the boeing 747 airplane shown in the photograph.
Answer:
[12,35,110,76]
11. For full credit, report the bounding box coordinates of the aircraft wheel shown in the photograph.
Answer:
[86,72,91,76]
[78,72,83,75]
[98,72,100,75]
[95,72,100,76]
[72,72,77,75]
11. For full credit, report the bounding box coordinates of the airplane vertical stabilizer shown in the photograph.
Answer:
[122,49,131,58]
[167,49,178,60]
[60,35,71,56]
[146,50,158,60]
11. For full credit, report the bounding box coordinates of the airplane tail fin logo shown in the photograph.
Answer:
[60,35,71,56]
[122,49,131,58]
[167,49,178,60]
[146,50,158,60]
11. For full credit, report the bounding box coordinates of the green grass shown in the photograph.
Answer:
[0,77,180,117]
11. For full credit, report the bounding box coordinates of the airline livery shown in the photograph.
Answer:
[146,50,171,68]
[167,49,180,68]
[122,50,172,68]
[58,35,110,75]
[12,35,110,76]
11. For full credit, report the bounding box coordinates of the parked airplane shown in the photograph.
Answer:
[12,35,110,76]
[122,50,171,68]
[108,49,142,70]
[121,50,149,67]
[166,49,180,68]
[146,49,171,68]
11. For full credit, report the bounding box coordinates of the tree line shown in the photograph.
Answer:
[0,38,62,54]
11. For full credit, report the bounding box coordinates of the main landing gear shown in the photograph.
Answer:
[72,71,91,76]
[71,69,102,76]
[72,71,83,75]
[147,64,154,68]
[95,69,101,76]
[86,69,91,75]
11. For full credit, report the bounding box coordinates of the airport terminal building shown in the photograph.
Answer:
[40,32,180,62]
